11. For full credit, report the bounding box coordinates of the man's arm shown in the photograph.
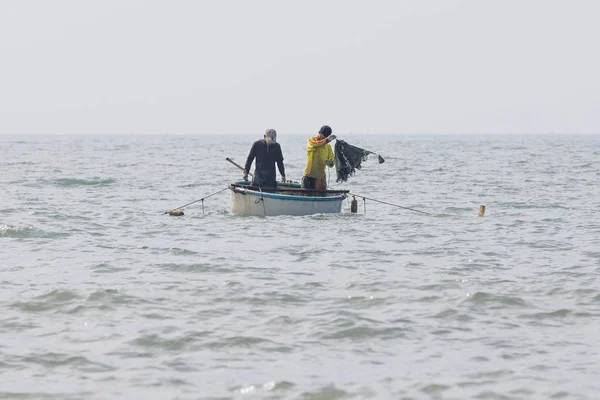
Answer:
[276,145,286,180]
[243,143,256,178]
[308,139,327,149]
[307,134,335,151]
[325,143,335,167]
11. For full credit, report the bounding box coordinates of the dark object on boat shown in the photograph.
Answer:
[334,140,385,183]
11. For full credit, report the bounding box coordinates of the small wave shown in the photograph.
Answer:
[51,178,117,187]
[519,309,572,320]
[432,308,474,321]
[521,240,572,251]
[86,288,147,306]
[416,295,444,303]
[35,289,80,302]
[265,315,295,327]
[4,160,36,166]
[178,182,207,188]
[0,318,39,332]
[584,251,600,259]
[141,312,174,320]
[322,325,407,341]
[9,289,81,313]
[89,263,130,274]
[420,383,451,394]
[213,293,303,306]
[425,167,443,172]
[21,352,114,372]
[0,224,36,238]
[464,369,514,380]
[130,331,211,351]
[296,385,354,399]
[204,336,275,350]
[167,247,200,256]
[462,292,529,309]
[230,381,295,396]
[155,262,214,273]
[0,223,68,239]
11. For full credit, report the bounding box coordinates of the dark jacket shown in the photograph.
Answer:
[244,140,285,187]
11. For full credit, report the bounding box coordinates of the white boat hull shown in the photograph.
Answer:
[229,185,346,216]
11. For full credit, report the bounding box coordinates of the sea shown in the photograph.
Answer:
[1,133,599,400]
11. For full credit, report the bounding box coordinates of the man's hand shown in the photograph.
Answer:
[325,159,334,167]
[242,172,248,181]
[281,175,286,183]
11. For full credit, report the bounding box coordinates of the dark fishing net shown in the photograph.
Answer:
[334,139,384,183]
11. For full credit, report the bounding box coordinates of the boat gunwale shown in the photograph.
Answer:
[229,184,348,202]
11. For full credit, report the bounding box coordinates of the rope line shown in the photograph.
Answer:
[349,193,430,215]
[164,187,229,214]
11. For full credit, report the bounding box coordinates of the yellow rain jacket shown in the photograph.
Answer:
[303,136,334,180]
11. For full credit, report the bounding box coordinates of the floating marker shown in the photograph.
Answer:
[168,209,184,216]
[351,196,358,213]
[478,205,486,217]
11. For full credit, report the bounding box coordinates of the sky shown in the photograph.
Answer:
[0,0,599,135]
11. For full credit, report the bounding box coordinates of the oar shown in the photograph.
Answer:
[226,157,253,177]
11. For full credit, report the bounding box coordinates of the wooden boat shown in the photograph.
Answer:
[229,180,348,216]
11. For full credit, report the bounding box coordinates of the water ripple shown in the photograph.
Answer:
[2,134,600,399]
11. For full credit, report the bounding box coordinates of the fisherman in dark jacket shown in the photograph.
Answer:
[243,129,286,188]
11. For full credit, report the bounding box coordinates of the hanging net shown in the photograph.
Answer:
[333,139,384,183]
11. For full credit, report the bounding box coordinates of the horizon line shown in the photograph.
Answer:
[0,132,599,136]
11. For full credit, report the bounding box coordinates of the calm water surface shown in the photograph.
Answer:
[1,134,600,399]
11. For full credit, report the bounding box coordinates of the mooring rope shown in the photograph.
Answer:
[257,186,267,216]
[164,187,229,215]
[349,193,430,215]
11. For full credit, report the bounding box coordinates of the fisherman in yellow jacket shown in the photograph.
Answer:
[301,125,336,189]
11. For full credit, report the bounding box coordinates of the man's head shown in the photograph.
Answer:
[319,125,332,139]
[264,129,277,144]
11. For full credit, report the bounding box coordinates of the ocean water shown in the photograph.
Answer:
[1,133,599,400]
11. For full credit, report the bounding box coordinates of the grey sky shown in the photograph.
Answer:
[1,0,599,135]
